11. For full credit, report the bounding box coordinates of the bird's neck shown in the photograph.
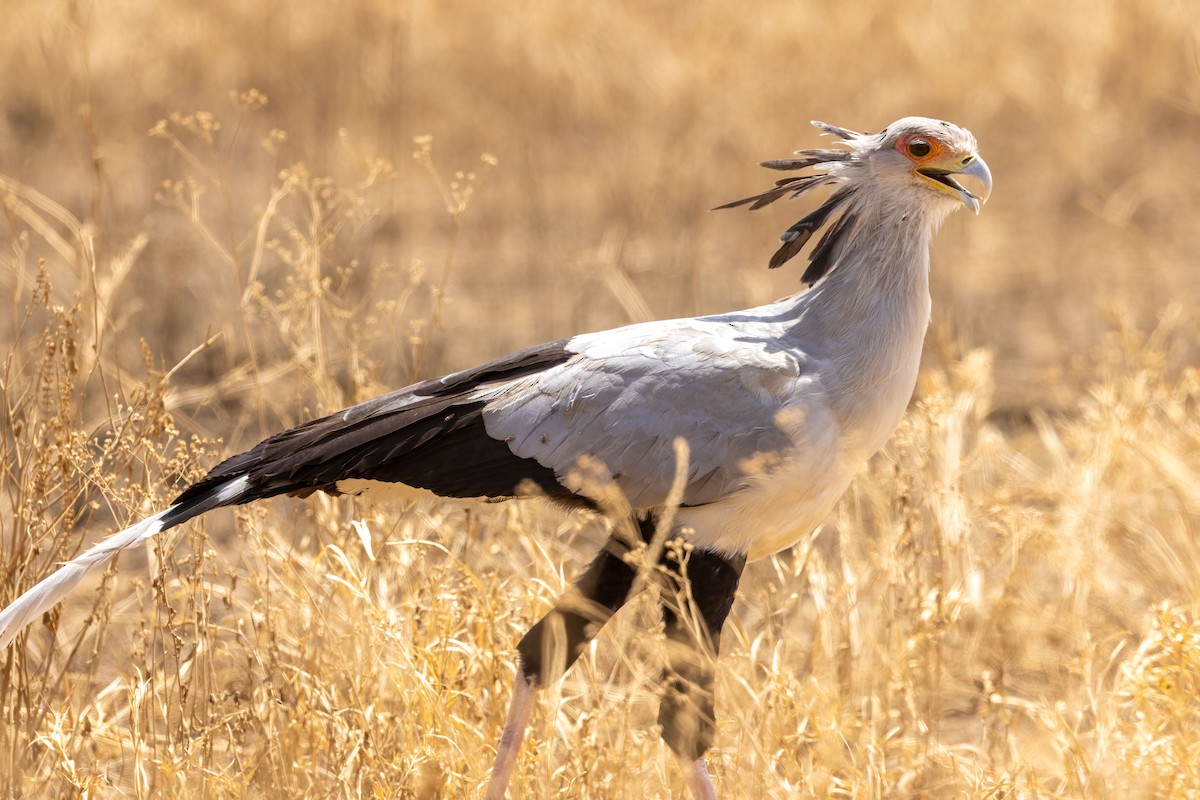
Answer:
[775,199,939,458]
[794,200,933,332]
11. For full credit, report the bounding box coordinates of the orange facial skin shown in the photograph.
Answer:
[894,132,947,163]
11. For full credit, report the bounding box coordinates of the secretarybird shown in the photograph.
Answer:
[0,117,989,798]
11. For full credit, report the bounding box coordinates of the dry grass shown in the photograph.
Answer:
[1,0,1199,797]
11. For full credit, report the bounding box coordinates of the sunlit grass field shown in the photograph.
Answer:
[2,1,1199,797]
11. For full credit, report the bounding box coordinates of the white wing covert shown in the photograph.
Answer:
[481,319,811,508]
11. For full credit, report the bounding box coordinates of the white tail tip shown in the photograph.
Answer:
[0,509,170,649]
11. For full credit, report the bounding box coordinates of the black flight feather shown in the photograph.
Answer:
[174,339,581,508]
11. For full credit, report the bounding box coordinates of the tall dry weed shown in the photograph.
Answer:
[1,1,1198,797]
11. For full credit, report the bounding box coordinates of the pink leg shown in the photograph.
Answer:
[487,535,640,797]
[683,758,718,800]
[484,673,538,800]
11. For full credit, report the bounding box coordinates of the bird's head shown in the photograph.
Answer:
[719,116,991,282]
[845,116,992,215]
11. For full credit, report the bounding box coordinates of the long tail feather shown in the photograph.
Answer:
[0,475,250,649]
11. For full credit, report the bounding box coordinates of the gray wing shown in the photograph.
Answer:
[480,319,810,508]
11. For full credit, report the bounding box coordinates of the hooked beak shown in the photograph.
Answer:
[917,154,992,214]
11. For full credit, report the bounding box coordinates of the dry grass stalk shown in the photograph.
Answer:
[1,2,1198,797]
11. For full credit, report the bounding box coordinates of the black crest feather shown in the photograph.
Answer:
[766,187,851,270]
[801,199,858,284]
[759,150,852,171]
[719,137,861,283]
[712,175,833,212]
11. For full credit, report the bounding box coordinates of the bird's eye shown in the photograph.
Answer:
[907,139,931,158]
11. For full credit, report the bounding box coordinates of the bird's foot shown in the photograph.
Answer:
[682,757,718,800]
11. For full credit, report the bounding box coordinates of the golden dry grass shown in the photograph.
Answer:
[1,1,1199,797]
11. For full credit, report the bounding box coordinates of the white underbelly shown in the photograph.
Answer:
[670,397,857,560]
[676,455,858,561]
[671,368,915,561]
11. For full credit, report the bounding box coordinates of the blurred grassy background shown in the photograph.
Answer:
[1,1,1199,798]
[1,0,1196,424]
